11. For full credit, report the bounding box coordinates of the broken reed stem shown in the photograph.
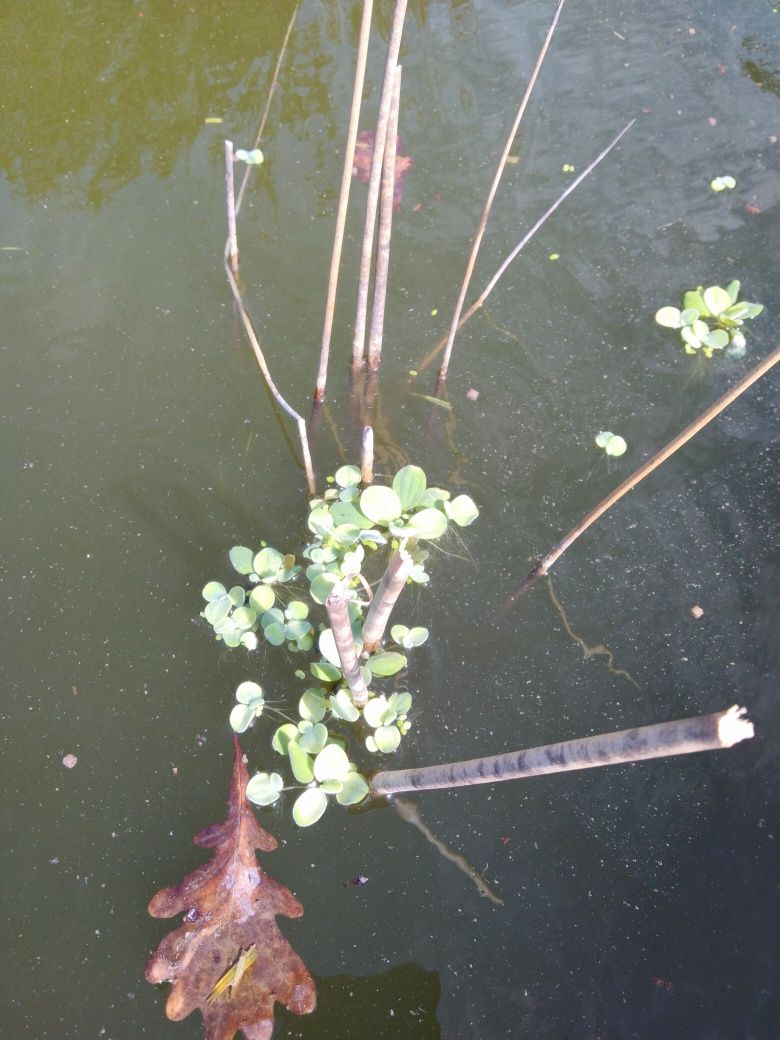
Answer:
[326,591,368,707]
[418,121,635,377]
[438,0,566,382]
[352,0,408,369]
[504,343,780,607]
[362,545,413,652]
[371,705,754,796]
[367,64,401,371]
[225,140,239,275]
[234,3,299,217]
[361,425,374,483]
[224,259,316,494]
[315,0,374,403]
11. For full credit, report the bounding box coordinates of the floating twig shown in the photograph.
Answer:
[438,0,567,383]
[371,706,754,796]
[352,0,408,369]
[503,343,780,607]
[315,0,374,402]
[224,140,239,275]
[418,121,635,377]
[367,64,402,371]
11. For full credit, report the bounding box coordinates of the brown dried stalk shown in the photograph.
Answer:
[371,705,754,797]
[315,0,374,402]
[438,0,567,382]
[367,64,402,371]
[326,591,368,707]
[352,0,408,369]
[503,343,780,607]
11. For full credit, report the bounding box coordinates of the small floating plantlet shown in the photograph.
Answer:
[710,175,736,192]
[654,281,763,358]
[595,431,628,457]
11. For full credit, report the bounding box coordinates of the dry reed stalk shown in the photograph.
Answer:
[438,0,567,383]
[352,0,409,369]
[367,64,402,371]
[315,0,374,402]
[326,591,369,707]
[362,545,413,652]
[418,120,635,378]
[361,425,374,483]
[371,705,754,796]
[224,259,316,494]
[224,140,239,275]
[503,343,780,608]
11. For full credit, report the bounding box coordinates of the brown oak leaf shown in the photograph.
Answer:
[352,129,413,210]
[145,738,316,1040]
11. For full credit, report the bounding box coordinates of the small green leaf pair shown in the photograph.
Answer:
[229,681,266,733]
[594,431,627,457]
[363,692,413,753]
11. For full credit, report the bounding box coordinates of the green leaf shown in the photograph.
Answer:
[406,507,448,540]
[202,581,226,602]
[204,596,232,626]
[392,465,427,510]
[229,704,256,733]
[235,148,264,165]
[319,780,344,795]
[329,689,360,722]
[222,630,241,648]
[336,772,370,806]
[232,606,257,631]
[359,485,403,525]
[246,772,283,807]
[292,788,328,827]
[335,464,362,488]
[285,600,309,620]
[681,325,702,349]
[260,608,284,628]
[249,585,275,613]
[703,328,729,350]
[388,691,412,715]
[445,494,479,527]
[331,523,361,548]
[702,285,732,317]
[725,279,741,303]
[318,629,341,668]
[363,696,391,728]
[404,627,429,648]
[330,500,371,528]
[253,546,284,578]
[298,722,329,755]
[310,571,340,604]
[284,619,312,641]
[745,302,764,318]
[691,318,709,341]
[654,306,682,329]
[359,529,387,547]
[313,743,351,783]
[605,435,627,457]
[367,651,407,677]
[299,688,328,723]
[311,660,342,683]
[227,585,246,607]
[308,506,334,539]
[682,291,710,317]
[417,487,450,509]
[240,631,258,650]
[229,546,255,575]
[374,725,401,753]
[594,431,613,449]
[390,624,409,643]
[272,723,299,755]
[679,308,700,326]
[263,622,286,646]
[236,681,264,705]
[288,741,315,784]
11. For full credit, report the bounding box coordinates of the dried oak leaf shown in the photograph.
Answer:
[353,129,413,210]
[145,738,316,1040]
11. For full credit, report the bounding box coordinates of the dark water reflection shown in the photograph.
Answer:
[1,1,778,1038]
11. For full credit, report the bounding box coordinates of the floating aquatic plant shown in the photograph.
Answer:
[655,281,763,358]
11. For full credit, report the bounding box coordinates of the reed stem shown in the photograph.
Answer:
[362,545,413,653]
[224,140,239,275]
[326,591,369,707]
[361,425,374,483]
[371,705,754,796]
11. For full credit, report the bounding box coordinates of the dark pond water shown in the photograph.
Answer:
[2,1,779,1038]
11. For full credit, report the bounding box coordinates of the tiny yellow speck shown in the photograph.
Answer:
[408,370,418,376]
[549,253,560,260]
[205,117,224,124]
[431,308,438,316]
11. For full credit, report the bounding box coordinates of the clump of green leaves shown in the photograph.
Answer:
[655,281,763,359]
[202,463,479,826]
[594,431,627,457]
[710,175,736,192]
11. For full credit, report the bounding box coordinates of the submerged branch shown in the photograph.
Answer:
[439,0,567,382]
[315,0,374,402]
[503,343,780,607]
[371,706,755,797]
